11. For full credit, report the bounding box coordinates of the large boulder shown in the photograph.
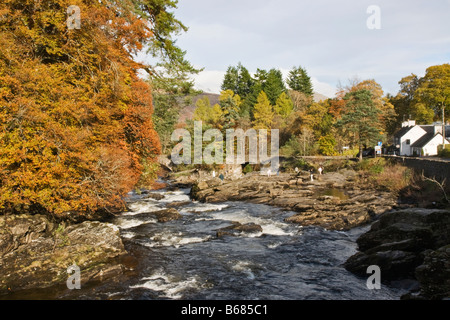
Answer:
[0,215,127,295]
[344,208,450,299]
[414,245,450,300]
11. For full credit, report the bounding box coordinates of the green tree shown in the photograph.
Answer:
[146,0,202,154]
[219,90,241,129]
[336,90,382,161]
[287,66,314,96]
[252,91,274,130]
[193,96,213,122]
[221,63,254,98]
[263,69,287,105]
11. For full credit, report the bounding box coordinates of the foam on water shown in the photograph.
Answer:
[114,217,156,229]
[145,231,212,248]
[180,203,229,214]
[159,190,191,203]
[211,210,296,236]
[231,261,260,280]
[125,201,162,215]
[130,270,200,299]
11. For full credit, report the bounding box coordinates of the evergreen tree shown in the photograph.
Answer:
[336,90,382,161]
[243,82,263,120]
[221,63,254,98]
[219,90,241,130]
[221,66,239,93]
[263,69,287,105]
[287,66,314,96]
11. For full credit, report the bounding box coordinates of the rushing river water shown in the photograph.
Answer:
[80,186,405,300]
[11,186,408,300]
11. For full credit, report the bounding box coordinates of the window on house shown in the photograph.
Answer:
[406,139,410,145]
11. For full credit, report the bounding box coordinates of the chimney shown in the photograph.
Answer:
[402,120,415,127]
[434,123,443,135]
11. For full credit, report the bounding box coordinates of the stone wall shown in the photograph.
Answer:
[384,156,450,182]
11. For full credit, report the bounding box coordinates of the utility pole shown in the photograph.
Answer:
[443,103,446,146]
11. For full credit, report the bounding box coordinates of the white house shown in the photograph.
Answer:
[394,120,450,156]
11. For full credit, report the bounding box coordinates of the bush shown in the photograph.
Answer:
[372,164,413,193]
[356,158,386,174]
[243,164,253,174]
[438,145,450,158]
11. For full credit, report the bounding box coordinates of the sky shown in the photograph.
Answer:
[162,0,450,98]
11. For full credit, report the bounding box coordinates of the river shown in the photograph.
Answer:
[59,185,406,300]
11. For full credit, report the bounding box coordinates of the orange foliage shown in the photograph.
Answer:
[0,0,161,220]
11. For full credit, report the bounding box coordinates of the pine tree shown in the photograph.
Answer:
[263,69,287,105]
[219,90,241,129]
[287,66,314,96]
[336,90,382,161]
[221,66,239,93]
[221,63,254,97]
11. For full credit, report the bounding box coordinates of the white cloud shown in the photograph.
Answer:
[311,78,337,98]
[176,0,450,98]
[192,70,225,94]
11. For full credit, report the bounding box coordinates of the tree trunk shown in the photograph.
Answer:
[359,145,363,162]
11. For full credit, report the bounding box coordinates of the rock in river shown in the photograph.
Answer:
[216,222,263,238]
[0,214,128,295]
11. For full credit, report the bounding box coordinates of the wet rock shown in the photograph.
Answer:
[0,216,127,295]
[345,208,450,300]
[147,208,182,223]
[413,245,450,300]
[166,201,191,208]
[143,193,165,201]
[216,222,263,238]
[344,250,422,280]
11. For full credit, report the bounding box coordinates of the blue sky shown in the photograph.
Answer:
[168,0,450,97]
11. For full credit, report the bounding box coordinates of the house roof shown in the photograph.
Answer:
[394,126,414,139]
[419,126,435,134]
[410,133,436,148]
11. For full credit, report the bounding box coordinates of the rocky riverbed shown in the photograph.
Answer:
[173,168,450,299]
[189,169,399,231]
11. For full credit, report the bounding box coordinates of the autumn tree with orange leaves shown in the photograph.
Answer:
[0,0,191,220]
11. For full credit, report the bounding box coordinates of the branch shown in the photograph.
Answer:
[422,174,450,203]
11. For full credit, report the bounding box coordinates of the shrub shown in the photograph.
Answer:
[243,164,253,174]
[438,145,450,158]
[371,164,413,193]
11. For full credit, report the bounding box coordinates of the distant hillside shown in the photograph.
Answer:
[313,92,329,102]
[178,92,329,123]
[177,93,220,123]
